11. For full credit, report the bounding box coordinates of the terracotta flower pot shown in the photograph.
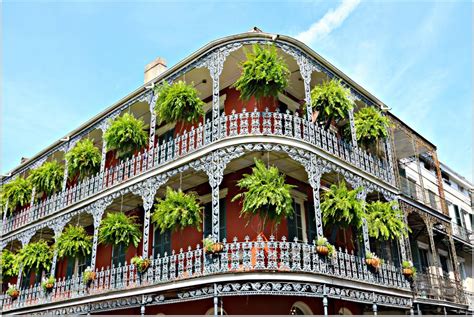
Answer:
[211,242,224,253]
[316,245,329,256]
[9,290,19,300]
[366,258,373,266]
[403,268,414,277]
[45,283,54,291]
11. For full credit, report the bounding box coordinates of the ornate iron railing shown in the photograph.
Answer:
[414,272,465,304]
[451,222,473,243]
[3,108,392,235]
[1,236,409,311]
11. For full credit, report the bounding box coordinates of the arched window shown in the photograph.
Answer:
[290,301,313,315]
[205,307,227,315]
[338,307,353,315]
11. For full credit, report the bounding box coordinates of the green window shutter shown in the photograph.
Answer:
[203,202,212,238]
[305,201,317,243]
[66,256,75,278]
[219,198,226,240]
[153,229,172,257]
[410,239,421,271]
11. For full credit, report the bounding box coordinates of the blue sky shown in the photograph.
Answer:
[2,0,472,181]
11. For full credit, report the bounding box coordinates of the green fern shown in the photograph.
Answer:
[1,177,32,214]
[234,44,290,101]
[17,240,53,274]
[1,249,19,278]
[55,225,92,259]
[320,182,365,229]
[98,212,142,247]
[154,81,205,125]
[28,161,64,196]
[310,79,353,129]
[65,139,101,180]
[152,187,203,233]
[366,200,409,240]
[104,113,148,159]
[232,158,295,228]
[353,107,390,147]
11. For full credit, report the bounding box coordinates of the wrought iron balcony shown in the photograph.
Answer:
[3,108,393,235]
[451,222,473,243]
[399,176,443,212]
[414,272,466,304]
[1,236,409,311]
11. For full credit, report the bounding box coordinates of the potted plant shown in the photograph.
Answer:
[98,212,142,248]
[152,187,203,233]
[55,225,92,259]
[203,236,224,254]
[1,176,32,214]
[6,284,20,300]
[103,113,148,160]
[353,107,391,154]
[315,237,335,257]
[17,240,53,274]
[65,139,101,180]
[365,200,409,241]
[1,249,19,280]
[320,182,365,230]
[365,252,382,271]
[232,158,295,234]
[131,256,151,274]
[28,161,64,197]
[154,81,205,131]
[234,44,290,106]
[309,79,353,129]
[41,276,56,293]
[402,260,416,279]
[82,267,96,287]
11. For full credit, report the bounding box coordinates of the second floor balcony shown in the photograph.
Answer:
[2,108,393,236]
[399,176,443,213]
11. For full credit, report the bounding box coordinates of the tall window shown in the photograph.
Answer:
[305,201,317,243]
[203,198,226,240]
[427,190,437,210]
[454,205,464,227]
[439,255,449,276]
[288,201,306,242]
[153,229,171,257]
[111,244,127,267]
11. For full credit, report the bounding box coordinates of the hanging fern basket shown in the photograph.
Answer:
[152,187,203,233]
[234,44,290,107]
[104,113,148,160]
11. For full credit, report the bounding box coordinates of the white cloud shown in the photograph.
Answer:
[295,0,361,45]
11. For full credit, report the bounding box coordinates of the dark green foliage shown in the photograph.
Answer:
[365,200,409,240]
[28,161,64,196]
[154,81,205,125]
[234,44,290,101]
[104,113,148,159]
[1,177,32,214]
[354,107,391,147]
[320,182,365,229]
[152,187,203,233]
[98,212,142,248]
[65,139,101,180]
[310,79,353,128]
[1,249,19,278]
[17,240,53,274]
[232,159,295,227]
[55,225,92,259]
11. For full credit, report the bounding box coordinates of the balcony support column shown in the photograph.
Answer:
[196,45,241,142]
[372,293,378,316]
[421,214,442,298]
[323,284,328,316]
[98,122,111,174]
[358,188,371,255]
[88,199,112,269]
[384,119,396,185]
[16,230,35,288]
[412,140,427,205]
[446,226,463,301]
[50,218,69,276]
[147,92,158,167]
[132,175,169,258]
[431,151,448,215]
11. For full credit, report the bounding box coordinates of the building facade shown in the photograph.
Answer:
[0,30,471,315]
